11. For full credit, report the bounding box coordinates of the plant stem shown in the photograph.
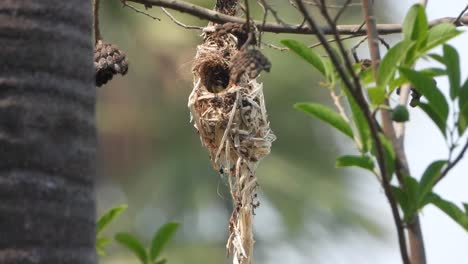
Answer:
[361,0,413,263]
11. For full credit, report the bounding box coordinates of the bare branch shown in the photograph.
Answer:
[122,0,161,20]
[161,7,203,29]
[123,0,468,35]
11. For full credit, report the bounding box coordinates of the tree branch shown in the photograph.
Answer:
[361,0,410,263]
[124,0,468,34]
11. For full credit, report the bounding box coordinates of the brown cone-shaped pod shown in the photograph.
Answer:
[94,40,128,87]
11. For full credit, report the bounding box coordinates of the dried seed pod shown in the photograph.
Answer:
[94,40,129,87]
[230,49,271,85]
[409,88,422,107]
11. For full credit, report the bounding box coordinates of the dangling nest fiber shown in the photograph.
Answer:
[188,23,275,264]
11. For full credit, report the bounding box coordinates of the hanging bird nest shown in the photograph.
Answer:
[188,21,275,264]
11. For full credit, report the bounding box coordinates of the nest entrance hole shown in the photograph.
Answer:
[199,60,230,93]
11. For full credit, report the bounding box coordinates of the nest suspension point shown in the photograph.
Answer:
[188,18,275,264]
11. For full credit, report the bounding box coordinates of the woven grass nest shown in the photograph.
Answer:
[188,23,275,264]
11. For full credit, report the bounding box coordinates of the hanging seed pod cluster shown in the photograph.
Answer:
[188,4,275,264]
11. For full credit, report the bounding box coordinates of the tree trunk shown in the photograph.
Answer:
[0,1,96,263]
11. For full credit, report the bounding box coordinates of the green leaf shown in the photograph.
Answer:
[150,222,180,262]
[368,87,386,105]
[295,103,354,139]
[336,155,375,171]
[402,176,420,222]
[418,160,447,204]
[427,193,468,231]
[97,204,128,234]
[443,45,461,99]
[400,67,449,134]
[344,89,371,152]
[427,53,445,64]
[417,102,446,136]
[459,104,468,135]
[460,79,468,110]
[379,133,396,180]
[392,186,409,214]
[115,233,148,264]
[402,4,428,42]
[423,23,463,53]
[378,40,415,88]
[281,39,326,76]
[419,67,446,78]
[96,237,111,256]
[458,79,468,135]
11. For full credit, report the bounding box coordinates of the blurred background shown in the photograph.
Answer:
[95,1,468,263]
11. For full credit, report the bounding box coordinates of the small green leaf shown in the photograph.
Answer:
[344,89,371,152]
[459,104,468,136]
[115,233,148,264]
[402,176,420,222]
[419,67,446,78]
[460,79,468,109]
[443,45,461,99]
[417,102,447,137]
[458,79,468,135]
[423,23,463,53]
[427,193,468,231]
[418,160,447,204]
[368,87,386,105]
[281,39,326,76]
[378,40,414,88]
[392,105,410,123]
[295,103,354,138]
[427,53,446,64]
[392,186,409,215]
[402,4,428,42]
[400,67,449,133]
[96,237,111,256]
[97,204,128,234]
[379,133,396,180]
[150,222,180,262]
[336,155,375,171]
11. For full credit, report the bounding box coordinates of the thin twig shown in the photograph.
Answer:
[93,0,102,42]
[122,0,161,20]
[303,0,362,8]
[123,0,468,35]
[257,0,286,25]
[455,4,468,25]
[161,7,203,30]
[436,139,468,184]
[334,0,353,24]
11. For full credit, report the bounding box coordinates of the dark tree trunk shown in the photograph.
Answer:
[0,1,96,263]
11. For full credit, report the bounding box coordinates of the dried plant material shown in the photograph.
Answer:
[230,49,271,85]
[188,23,275,264]
[213,22,257,48]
